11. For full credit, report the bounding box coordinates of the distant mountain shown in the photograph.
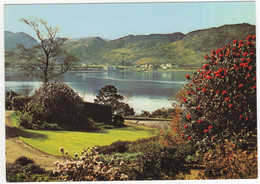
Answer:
[5,23,256,67]
[4,31,38,51]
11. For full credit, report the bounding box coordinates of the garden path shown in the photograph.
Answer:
[5,111,60,170]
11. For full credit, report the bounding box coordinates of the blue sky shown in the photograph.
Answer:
[4,1,256,40]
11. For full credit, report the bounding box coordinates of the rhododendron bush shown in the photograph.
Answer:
[177,35,256,152]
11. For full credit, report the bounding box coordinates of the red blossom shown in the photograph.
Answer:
[222,91,227,95]
[233,40,238,44]
[216,90,220,94]
[204,55,208,59]
[228,103,234,108]
[239,84,243,88]
[186,74,191,80]
[198,119,203,123]
[204,129,208,133]
[208,125,213,130]
[212,137,215,141]
[246,35,252,41]
[188,137,192,140]
[182,98,187,103]
[252,86,256,90]
[246,74,250,78]
[184,125,188,129]
[239,115,243,119]
[224,97,230,101]
[202,88,207,93]
[186,114,191,120]
[243,52,248,57]
[197,106,201,110]
[206,75,213,80]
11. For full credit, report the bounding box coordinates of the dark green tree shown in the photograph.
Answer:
[94,85,135,116]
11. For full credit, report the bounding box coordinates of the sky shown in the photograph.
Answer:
[4,1,256,40]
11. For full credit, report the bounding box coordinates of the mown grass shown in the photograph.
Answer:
[18,125,154,156]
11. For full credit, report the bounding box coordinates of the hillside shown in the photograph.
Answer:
[5,23,255,68]
[4,31,38,51]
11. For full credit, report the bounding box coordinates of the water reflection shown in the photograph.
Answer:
[5,70,191,113]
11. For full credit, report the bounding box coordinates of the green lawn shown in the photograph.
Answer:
[18,126,154,156]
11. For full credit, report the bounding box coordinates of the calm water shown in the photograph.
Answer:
[5,70,191,114]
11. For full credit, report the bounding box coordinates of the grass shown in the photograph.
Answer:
[18,125,154,156]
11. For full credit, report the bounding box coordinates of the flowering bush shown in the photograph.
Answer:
[53,147,128,181]
[201,140,257,179]
[179,35,256,152]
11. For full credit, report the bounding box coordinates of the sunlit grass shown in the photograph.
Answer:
[18,126,154,156]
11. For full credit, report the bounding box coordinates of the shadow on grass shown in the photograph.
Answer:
[6,126,48,140]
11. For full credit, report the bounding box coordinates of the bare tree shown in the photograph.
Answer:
[18,18,78,83]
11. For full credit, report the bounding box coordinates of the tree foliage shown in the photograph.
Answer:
[178,35,256,152]
[18,18,78,83]
[94,85,135,116]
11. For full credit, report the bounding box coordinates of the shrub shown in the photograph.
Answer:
[5,90,18,110]
[17,82,84,129]
[201,140,258,179]
[6,157,48,182]
[11,96,32,111]
[96,140,131,154]
[137,145,190,180]
[53,147,128,181]
[14,156,34,166]
[178,35,256,153]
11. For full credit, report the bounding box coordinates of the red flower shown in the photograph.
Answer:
[225,97,230,101]
[208,125,213,130]
[212,137,215,141]
[239,115,243,119]
[233,40,238,44]
[228,103,234,108]
[222,91,227,95]
[204,129,208,133]
[252,86,256,90]
[204,55,208,59]
[219,54,223,58]
[186,114,191,120]
[197,106,201,110]
[246,74,250,78]
[189,83,193,86]
[186,74,190,80]
[181,133,184,137]
[198,119,203,123]
[243,52,248,57]
[246,35,252,41]
[202,88,207,93]
[184,125,188,129]
[252,35,256,40]
[216,90,220,94]
[188,137,192,140]
[182,98,187,103]
[239,84,243,88]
